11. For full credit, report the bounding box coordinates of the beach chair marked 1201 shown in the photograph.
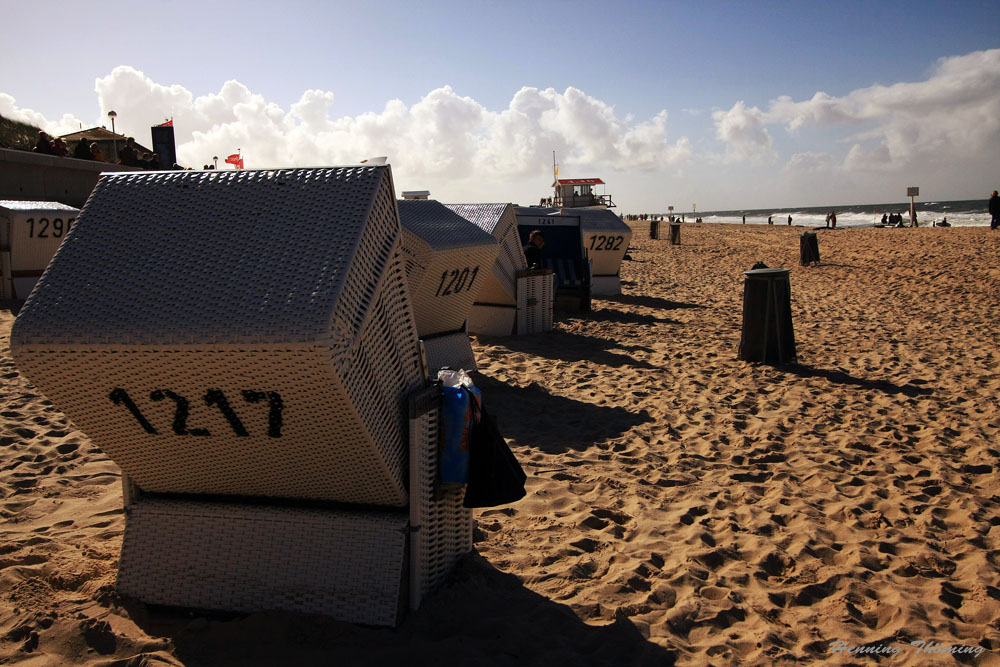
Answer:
[397,198,499,372]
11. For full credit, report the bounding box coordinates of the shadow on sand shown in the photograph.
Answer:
[772,363,935,398]
[597,294,706,312]
[479,329,658,371]
[121,553,677,667]
[564,307,680,327]
[473,373,653,454]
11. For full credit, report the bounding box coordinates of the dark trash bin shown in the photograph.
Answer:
[650,220,660,239]
[738,268,796,363]
[800,232,820,266]
[669,223,681,245]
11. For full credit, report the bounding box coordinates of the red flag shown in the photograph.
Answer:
[225,153,241,168]
[156,119,173,127]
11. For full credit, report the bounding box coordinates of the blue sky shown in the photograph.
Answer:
[2,0,998,211]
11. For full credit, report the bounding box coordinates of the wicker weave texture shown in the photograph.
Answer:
[398,200,499,337]
[117,498,408,625]
[517,271,554,335]
[408,384,473,609]
[422,331,477,373]
[445,203,525,306]
[10,167,424,507]
[467,304,516,336]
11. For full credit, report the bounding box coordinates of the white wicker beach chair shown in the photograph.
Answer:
[0,200,80,300]
[397,199,499,371]
[446,203,529,336]
[575,208,632,296]
[10,167,471,625]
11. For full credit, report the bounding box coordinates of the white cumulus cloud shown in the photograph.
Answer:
[768,49,1000,170]
[711,101,774,164]
[3,67,686,202]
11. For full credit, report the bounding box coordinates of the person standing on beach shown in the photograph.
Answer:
[768,215,773,225]
[523,229,545,268]
[990,190,999,230]
[787,215,792,226]
[742,215,746,224]
[830,211,837,229]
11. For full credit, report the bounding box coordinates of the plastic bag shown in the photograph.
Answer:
[463,395,527,508]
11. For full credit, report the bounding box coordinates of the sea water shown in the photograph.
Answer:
[679,199,990,228]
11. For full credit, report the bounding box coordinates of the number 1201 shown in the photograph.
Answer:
[434,266,479,296]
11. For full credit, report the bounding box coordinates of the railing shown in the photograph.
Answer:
[549,193,616,208]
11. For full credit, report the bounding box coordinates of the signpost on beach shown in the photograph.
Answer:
[907,187,919,227]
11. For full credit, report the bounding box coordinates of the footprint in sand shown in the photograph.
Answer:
[757,551,796,579]
[699,585,729,601]
[792,575,840,605]
[939,581,967,609]
[680,506,709,526]
[569,537,601,553]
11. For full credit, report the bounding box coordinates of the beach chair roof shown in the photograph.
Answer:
[446,203,526,305]
[0,200,79,213]
[398,199,498,251]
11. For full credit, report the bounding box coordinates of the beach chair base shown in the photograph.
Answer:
[116,385,473,626]
[591,275,621,296]
[468,304,516,336]
[554,286,592,312]
[118,497,410,625]
[517,269,554,335]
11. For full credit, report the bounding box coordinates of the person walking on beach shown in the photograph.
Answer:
[768,215,773,225]
[990,190,1000,230]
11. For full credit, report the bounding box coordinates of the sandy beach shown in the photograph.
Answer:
[2,222,999,665]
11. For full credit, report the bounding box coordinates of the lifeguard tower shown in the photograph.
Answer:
[548,178,615,209]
